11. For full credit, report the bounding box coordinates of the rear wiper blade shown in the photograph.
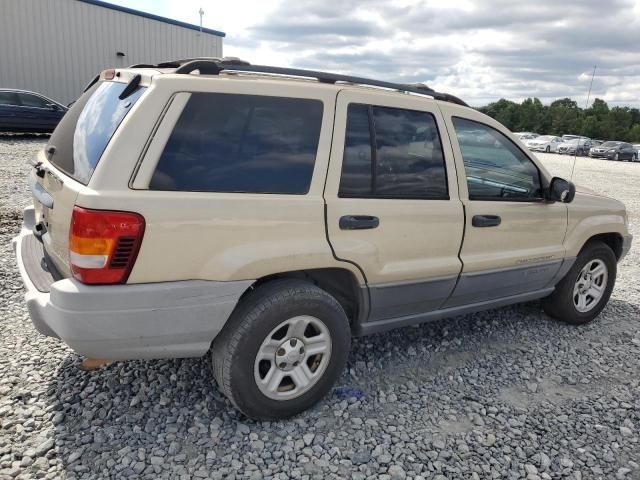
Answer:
[119,74,142,100]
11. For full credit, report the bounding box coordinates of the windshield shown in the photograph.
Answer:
[601,141,621,147]
[536,136,554,141]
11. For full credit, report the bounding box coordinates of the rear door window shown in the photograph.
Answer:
[339,103,448,199]
[150,93,324,194]
[47,81,145,184]
[0,92,20,106]
[18,93,50,108]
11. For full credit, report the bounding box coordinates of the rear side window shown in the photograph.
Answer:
[18,93,49,108]
[0,92,20,106]
[339,103,448,199]
[47,81,145,184]
[150,93,324,194]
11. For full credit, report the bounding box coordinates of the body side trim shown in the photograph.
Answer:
[357,288,554,336]
[444,259,562,308]
[367,275,458,322]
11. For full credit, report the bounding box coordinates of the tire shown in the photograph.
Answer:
[632,154,637,162]
[545,146,550,153]
[542,241,616,325]
[212,279,351,420]
[615,153,619,161]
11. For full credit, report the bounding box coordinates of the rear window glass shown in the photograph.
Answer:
[149,93,324,194]
[47,81,145,184]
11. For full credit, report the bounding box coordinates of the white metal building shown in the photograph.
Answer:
[0,0,225,104]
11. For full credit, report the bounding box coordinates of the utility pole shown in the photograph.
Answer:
[198,7,204,34]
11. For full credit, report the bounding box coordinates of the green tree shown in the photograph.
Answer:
[587,98,609,120]
[480,99,520,131]
[627,124,640,143]
[581,116,601,139]
[476,96,640,142]
[603,107,632,140]
[549,98,580,135]
[517,98,545,132]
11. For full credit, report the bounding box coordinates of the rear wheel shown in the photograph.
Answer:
[543,241,616,325]
[212,279,351,419]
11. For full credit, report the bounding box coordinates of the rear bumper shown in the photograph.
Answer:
[12,206,253,360]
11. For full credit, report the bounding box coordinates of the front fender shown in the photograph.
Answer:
[564,192,628,257]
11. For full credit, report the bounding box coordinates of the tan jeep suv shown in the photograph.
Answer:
[13,59,632,419]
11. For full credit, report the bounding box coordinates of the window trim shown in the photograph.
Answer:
[338,102,450,201]
[452,116,546,203]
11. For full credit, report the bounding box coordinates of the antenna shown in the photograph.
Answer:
[570,65,597,181]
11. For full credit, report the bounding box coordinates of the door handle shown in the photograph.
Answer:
[339,215,380,230]
[472,214,501,227]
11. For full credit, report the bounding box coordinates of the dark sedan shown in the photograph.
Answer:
[589,141,638,161]
[0,89,68,133]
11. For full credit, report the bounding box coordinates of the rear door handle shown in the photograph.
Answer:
[472,214,501,227]
[339,215,380,230]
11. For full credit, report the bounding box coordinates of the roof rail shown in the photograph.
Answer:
[168,59,468,106]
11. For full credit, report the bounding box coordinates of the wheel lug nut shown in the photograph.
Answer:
[277,348,285,356]
[279,362,286,369]
[293,361,299,366]
[290,338,297,347]
[299,347,304,354]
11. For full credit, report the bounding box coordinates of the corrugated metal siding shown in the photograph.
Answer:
[0,0,223,104]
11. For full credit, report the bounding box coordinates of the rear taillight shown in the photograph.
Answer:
[69,207,145,285]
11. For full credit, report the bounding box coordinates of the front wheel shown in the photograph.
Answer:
[212,279,351,419]
[543,241,616,325]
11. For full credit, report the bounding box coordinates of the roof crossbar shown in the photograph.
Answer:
[171,59,468,106]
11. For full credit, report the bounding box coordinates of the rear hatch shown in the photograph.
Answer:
[31,78,146,277]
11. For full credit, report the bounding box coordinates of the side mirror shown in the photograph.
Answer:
[548,177,576,203]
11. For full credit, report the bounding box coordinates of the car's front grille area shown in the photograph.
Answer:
[109,236,136,268]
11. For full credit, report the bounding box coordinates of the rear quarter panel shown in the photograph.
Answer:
[78,76,364,284]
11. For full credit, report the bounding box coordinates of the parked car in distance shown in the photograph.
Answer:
[562,134,588,142]
[514,132,539,141]
[525,135,563,153]
[0,89,68,133]
[557,138,592,156]
[13,60,632,419]
[589,141,638,161]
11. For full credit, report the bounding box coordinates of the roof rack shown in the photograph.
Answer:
[160,58,468,106]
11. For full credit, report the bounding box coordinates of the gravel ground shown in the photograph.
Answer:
[1,139,639,480]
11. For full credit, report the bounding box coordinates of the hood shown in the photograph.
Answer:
[574,183,598,195]
[567,187,627,219]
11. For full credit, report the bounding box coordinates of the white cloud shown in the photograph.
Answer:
[108,0,640,106]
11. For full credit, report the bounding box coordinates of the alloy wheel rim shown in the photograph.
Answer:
[254,315,332,400]
[573,259,608,313]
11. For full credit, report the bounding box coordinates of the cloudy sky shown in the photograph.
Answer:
[108,0,640,107]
